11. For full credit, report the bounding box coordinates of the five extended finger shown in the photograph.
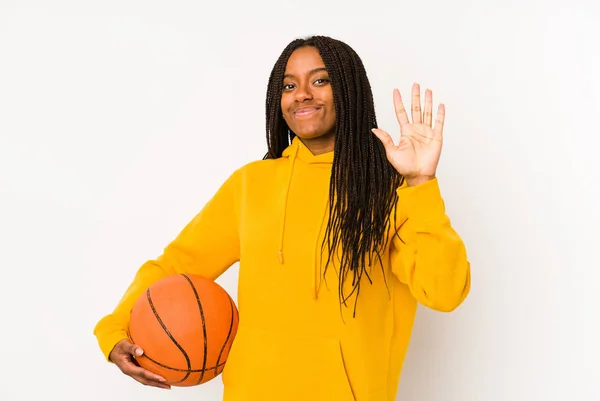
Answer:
[393,89,410,134]
[423,89,433,127]
[433,103,446,140]
[371,128,397,152]
[411,83,422,124]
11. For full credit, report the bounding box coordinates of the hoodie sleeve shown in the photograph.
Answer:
[389,178,470,312]
[93,169,241,362]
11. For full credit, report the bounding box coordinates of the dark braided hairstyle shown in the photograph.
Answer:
[264,36,404,316]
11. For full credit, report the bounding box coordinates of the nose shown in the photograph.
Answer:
[294,83,313,102]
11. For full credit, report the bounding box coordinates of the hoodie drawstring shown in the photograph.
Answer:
[278,141,299,264]
[278,138,331,300]
[313,196,329,299]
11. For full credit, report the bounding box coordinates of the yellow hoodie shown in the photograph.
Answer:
[94,136,471,401]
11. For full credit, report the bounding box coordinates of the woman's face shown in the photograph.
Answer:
[281,46,336,144]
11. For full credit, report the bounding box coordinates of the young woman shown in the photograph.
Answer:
[94,35,471,401]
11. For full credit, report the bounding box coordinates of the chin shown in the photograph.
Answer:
[293,127,333,140]
[295,132,323,139]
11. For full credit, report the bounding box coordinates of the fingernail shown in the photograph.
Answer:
[135,348,143,356]
[158,377,167,382]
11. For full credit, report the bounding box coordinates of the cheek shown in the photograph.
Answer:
[280,93,293,111]
[327,102,336,124]
[280,97,292,124]
[325,93,335,120]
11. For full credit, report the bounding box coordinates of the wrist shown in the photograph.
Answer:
[405,175,435,187]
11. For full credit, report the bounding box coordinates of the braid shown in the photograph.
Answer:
[264,36,404,316]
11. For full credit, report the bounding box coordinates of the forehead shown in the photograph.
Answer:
[284,46,326,74]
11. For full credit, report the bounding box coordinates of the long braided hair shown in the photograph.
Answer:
[264,36,404,316]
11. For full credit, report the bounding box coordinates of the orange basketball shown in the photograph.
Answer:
[128,274,239,386]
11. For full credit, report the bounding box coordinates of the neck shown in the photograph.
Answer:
[298,132,335,155]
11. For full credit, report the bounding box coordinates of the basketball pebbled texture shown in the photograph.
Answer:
[128,274,239,386]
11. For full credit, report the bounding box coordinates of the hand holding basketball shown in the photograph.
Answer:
[109,339,171,390]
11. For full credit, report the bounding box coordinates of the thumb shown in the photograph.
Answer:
[127,342,144,357]
[371,128,396,153]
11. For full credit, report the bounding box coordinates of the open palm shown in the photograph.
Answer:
[372,83,445,185]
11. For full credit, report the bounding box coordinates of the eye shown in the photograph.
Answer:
[314,78,330,85]
[283,83,295,91]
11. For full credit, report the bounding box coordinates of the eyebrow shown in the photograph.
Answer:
[283,67,328,79]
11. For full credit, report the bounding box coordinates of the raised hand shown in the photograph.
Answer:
[372,83,445,186]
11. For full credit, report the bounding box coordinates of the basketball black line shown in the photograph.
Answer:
[146,287,192,384]
[181,274,209,385]
[213,295,236,378]
[129,332,227,373]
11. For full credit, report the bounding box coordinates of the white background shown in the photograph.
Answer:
[1,1,599,400]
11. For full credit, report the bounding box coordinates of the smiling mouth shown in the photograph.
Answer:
[293,107,321,118]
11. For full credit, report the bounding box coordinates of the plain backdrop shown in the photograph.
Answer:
[1,1,599,400]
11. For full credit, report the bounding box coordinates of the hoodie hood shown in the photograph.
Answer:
[279,136,333,298]
[281,136,335,164]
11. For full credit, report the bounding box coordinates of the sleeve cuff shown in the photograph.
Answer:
[94,321,130,363]
[396,177,447,226]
